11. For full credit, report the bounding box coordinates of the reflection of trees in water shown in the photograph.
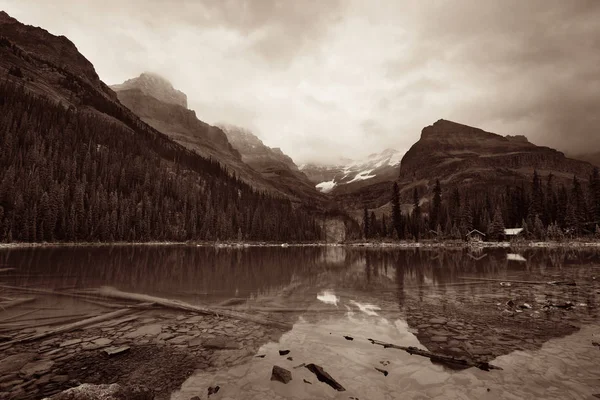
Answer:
[343,247,600,304]
[0,247,344,300]
[2,246,599,307]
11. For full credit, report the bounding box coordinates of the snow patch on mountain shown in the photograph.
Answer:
[347,169,376,183]
[316,180,337,193]
[302,148,404,193]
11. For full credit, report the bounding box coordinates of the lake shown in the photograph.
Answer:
[0,246,599,399]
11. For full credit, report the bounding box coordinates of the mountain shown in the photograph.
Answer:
[0,12,323,243]
[301,149,403,209]
[399,119,595,199]
[302,149,402,193]
[572,151,600,167]
[111,72,187,107]
[110,74,286,196]
[218,125,326,202]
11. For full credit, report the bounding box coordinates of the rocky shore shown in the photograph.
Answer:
[0,308,283,400]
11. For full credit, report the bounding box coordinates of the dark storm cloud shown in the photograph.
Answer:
[384,0,600,153]
[1,0,599,162]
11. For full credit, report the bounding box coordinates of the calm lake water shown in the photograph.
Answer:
[1,245,600,399]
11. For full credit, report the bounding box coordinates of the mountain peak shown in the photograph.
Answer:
[111,72,187,108]
[0,11,16,23]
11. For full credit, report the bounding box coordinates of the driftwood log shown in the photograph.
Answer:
[0,308,135,348]
[368,338,503,372]
[95,287,292,330]
[459,277,576,286]
[0,297,35,310]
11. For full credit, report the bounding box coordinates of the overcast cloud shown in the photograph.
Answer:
[1,0,599,164]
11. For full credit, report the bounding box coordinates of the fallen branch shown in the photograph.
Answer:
[368,338,502,372]
[0,308,135,347]
[96,286,291,330]
[79,298,128,309]
[0,297,35,310]
[0,268,15,273]
[459,277,575,286]
[0,308,39,323]
[0,313,97,333]
[0,284,120,302]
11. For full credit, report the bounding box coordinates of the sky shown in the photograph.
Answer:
[1,0,600,165]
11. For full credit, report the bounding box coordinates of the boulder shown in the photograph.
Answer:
[270,366,292,384]
[305,363,345,391]
[49,383,153,400]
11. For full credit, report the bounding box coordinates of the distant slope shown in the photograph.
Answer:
[399,119,595,199]
[0,11,323,242]
[571,151,600,167]
[218,124,326,203]
[111,75,286,196]
[301,149,403,209]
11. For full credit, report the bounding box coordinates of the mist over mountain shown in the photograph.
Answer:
[4,2,599,165]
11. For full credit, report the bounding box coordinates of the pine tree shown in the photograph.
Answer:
[530,170,544,221]
[363,207,370,239]
[489,207,505,241]
[430,179,442,230]
[391,182,401,239]
[533,214,545,240]
[412,188,421,241]
[370,212,378,238]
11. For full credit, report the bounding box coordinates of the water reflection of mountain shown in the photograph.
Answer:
[2,245,599,307]
[0,246,345,302]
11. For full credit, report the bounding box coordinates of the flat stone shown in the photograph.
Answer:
[51,375,70,383]
[203,337,239,350]
[157,333,175,341]
[59,338,82,348]
[124,324,162,338]
[20,360,54,378]
[188,337,203,347]
[49,383,153,400]
[430,336,448,342]
[0,380,23,391]
[271,365,292,384]
[81,338,113,351]
[428,318,447,325]
[168,335,195,345]
[0,353,37,374]
[452,336,469,341]
[185,316,203,324]
[102,346,130,357]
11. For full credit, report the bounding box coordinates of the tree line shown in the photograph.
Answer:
[363,169,600,241]
[0,79,322,243]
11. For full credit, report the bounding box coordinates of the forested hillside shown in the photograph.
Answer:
[0,80,322,242]
[364,169,600,241]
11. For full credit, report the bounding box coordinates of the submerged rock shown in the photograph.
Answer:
[49,383,153,400]
[271,366,292,384]
[203,337,239,350]
[207,385,220,396]
[305,363,345,391]
[20,359,54,378]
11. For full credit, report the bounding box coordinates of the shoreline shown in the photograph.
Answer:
[1,240,600,250]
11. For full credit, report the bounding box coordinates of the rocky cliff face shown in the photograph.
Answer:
[111,72,187,108]
[219,124,325,202]
[0,11,115,102]
[114,88,235,157]
[399,119,595,196]
[572,151,600,167]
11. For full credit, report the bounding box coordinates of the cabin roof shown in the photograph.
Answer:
[466,229,486,237]
[504,228,524,235]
